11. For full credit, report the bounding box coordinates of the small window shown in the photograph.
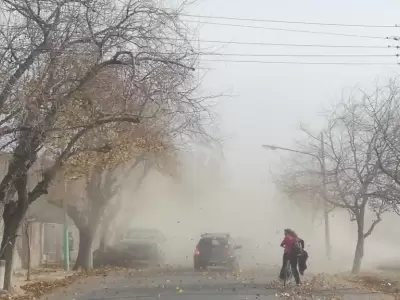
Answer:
[212,239,221,246]
[216,237,228,245]
[198,238,212,248]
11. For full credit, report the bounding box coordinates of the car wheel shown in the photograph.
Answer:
[229,260,240,273]
[93,250,103,268]
[195,261,205,271]
[157,256,165,268]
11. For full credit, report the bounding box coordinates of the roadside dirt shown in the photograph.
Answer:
[0,267,120,300]
[343,271,400,296]
[273,272,399,300]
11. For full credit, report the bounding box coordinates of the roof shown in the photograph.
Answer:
[28,198,75,225]
[124,228,166,242]
[200,232,230,239]
[119,239,159,245]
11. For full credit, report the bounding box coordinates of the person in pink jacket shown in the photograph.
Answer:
[279,229,301,285]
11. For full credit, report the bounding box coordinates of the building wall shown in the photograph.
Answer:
[0,219,80,272]
[0,153,46,270]
[42,223,79,264]
[19,222,43,268]
[0,153,83,271]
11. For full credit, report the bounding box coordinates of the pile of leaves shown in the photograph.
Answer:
[20,272,87,298]
[90,266,125,277]
[347,274,400,295]
[0,295,32,300]
[274,274,348,300]
[274,272,400,300]
[0,266,124,300]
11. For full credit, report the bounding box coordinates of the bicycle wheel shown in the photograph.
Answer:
[283,260,292,287]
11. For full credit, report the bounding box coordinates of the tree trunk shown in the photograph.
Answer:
[17,226,25,269]
[0,238,16,292]
[99,208,117,252]
[351,232,364,274]
[25,223,31,281]
[64,205,96,272]
[99,223,107,253]
[0,203,26,291]
[73,229,93,272]
[351,211,365,274]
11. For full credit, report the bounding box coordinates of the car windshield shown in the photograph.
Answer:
[198,238,212,248]
[215,237,228,246]
[198,237,229,249]
[123,229,166,241]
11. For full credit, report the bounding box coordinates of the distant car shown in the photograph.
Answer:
[94,228,166,268]
[94,239,165,268]
[122,228,167,242]
[193,233,242,271]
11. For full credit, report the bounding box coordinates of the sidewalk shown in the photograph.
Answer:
[12,268,76,295]
[6,266,120,299]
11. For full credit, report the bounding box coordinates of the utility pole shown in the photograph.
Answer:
[320,133,331,260]
[62,181,69,271]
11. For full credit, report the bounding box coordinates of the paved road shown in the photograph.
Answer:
[40,267,392,300]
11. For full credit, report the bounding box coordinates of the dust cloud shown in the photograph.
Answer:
[112,151,399,275]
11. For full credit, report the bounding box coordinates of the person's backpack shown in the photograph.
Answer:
[292,239,304,255]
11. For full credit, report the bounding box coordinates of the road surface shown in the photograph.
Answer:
[40,267,392,300]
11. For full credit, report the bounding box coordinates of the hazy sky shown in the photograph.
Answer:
[180,0,400,176]
[119,1,400,270]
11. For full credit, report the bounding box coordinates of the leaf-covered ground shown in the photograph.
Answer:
[345,272,400,295]
[0,267,122,300]
[0,267,398,300]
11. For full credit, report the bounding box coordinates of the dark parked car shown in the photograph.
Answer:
[94,239,165,268]
[94,228,166,268]
[193,233,242,271]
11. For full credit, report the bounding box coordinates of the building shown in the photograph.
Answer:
[0,153,79,270]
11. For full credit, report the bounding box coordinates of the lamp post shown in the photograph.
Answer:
[262,133,331,260]
[63,180,69,271]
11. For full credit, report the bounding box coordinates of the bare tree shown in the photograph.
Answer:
[23,218,31,281]
[70,155,155,271]
[275,163,333,223]
[98,156,153,253]
[60,119,179,271]
[49,147,175,271]
[43,61,204,271]
[0,0,212,290]
[73,168,117,271]
[365,80,400,213]
[275,93,393,274]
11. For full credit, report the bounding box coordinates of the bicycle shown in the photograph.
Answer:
[282,259,293,287]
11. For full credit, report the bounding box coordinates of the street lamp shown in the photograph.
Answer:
[63,180,70,271]
[262,133,331,260]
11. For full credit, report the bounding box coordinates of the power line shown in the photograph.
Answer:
[5,47,397,57]
[179,13,398,29]
[0,12,396,29]
[1,39,396,53]
[1,45,397,66]
[5,46,398,56]
[2,42,398,61]
[201,53,396,57]
[200,59,399,65]
[184,20,392,40]
[161,38,397,49]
